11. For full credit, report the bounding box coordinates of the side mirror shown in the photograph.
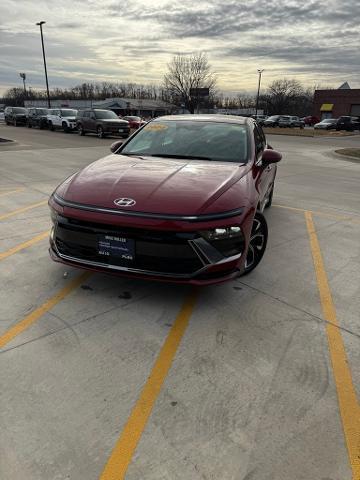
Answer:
[262,149,282,165]
[110,140,123,153]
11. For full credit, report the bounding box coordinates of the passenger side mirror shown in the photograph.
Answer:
[261,149,282,165]
[110,140,123,153]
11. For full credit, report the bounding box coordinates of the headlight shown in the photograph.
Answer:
[201,226,242,241]
[50,206,59,224]
[201,226,245,257]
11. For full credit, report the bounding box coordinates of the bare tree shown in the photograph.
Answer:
[163,52,216,113]
[263,79,303,114]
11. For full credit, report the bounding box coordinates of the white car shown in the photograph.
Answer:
[0,111,5,122]
[47,108,78,132]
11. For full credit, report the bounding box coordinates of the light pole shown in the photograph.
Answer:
[36,21,51,108]
[19,73,26,96]
[255,69,264,117]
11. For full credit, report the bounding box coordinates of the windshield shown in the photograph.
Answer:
[322,119,336,123]
[267,116,279,120]
[13,107,27,114]
[95,110,118,119]
[36,109,48,115]
[124,116,141,121]
[120,120,249,163]
[61,109,77,117]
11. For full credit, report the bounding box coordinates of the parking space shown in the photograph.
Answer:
[1,124,360,479]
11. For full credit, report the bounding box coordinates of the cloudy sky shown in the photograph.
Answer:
[0,0,359,95]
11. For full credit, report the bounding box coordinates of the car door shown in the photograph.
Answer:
[254,125,274,210]
[88,111,97,132]
[53,109,62,127]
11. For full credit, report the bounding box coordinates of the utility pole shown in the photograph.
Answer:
[255,69,264,117]
[36,21,51,108]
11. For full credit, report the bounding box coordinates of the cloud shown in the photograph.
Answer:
[0,0,359,94]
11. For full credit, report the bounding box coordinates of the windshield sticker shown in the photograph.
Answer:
[144,123,168,131]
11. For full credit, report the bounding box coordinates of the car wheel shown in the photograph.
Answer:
[5,121,10,125]
[49,121,54,131]
[97,126,105,138]
[78,125,85,135]
[27,121,32,128]
[242,212,268,275]
[62,121,70,133]
[265,185,274,209]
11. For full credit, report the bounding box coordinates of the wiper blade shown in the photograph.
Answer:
[150,153,212,160]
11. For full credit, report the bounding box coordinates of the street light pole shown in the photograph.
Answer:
[36,21,51,108]
[255,69,264,117]
[19,73,26,96]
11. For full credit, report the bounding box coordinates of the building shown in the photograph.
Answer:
[24,97,176,118]
[314,83,360,120]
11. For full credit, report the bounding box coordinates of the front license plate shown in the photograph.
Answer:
[98,235,135,261]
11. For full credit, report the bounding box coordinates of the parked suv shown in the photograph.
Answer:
[278,116,305,128]
[263,115,281,127]
[76,109,130,138]
[4,106,28,126]
[27,108,49,129]
[335,116,360,132]
[47,109,78,132]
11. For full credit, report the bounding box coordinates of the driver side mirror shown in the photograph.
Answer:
[110,140,123,153]
[261,149,282,165]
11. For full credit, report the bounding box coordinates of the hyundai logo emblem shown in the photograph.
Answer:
[114,198,136,207]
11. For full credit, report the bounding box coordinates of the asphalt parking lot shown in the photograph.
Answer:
[1,124,360,480]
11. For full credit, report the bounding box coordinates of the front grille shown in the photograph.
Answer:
[54,216,203,275]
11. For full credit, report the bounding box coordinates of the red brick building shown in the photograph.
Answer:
[313,86,360,120]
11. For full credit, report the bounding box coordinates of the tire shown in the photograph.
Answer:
[5,121,10,125]
[242,212,268,275]
[265,184,274,209]
[62,121,70,133]
[78,124,85,136]
[27,122,32,128]
[49,121,54,131]
[97,126,105,138]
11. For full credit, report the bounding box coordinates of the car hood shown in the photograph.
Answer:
[56,154,251,215]
[64,116,77,121]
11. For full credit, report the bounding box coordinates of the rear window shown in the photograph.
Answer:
[13,107,27,114]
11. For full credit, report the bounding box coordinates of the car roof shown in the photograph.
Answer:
[153,114,252,125]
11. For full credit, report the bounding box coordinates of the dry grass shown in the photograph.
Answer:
[335,148,360,159]
[263,127,358,138]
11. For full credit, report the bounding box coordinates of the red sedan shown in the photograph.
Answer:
[121,115,147,129]
[49,115,281,285]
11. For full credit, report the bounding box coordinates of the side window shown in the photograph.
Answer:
[254,125,266,157]
[83,112,90,118]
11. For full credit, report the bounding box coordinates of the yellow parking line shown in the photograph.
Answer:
[0,188,24,198]
[99,289,198,480]
[274,204,360,225]
[0,231,49,261]
[0,200,47,221]
[0,272,91,349]
[305,211,360,479]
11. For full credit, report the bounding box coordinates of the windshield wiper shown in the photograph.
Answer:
[149,153,213,160]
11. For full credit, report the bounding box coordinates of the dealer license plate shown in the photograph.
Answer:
[98,235,135,261]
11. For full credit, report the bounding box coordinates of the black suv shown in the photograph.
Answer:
[4,106,28,126]
[76,109,130,138]
[336,116,360,132]
[27,108,49,129]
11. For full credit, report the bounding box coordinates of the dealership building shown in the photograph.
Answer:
[314,82,360,120]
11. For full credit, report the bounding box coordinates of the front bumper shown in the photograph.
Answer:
[48,200,252,285]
